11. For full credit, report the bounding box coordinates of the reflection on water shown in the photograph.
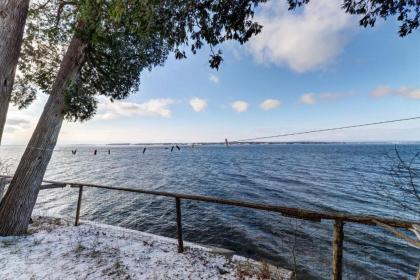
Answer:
[1,144,419,279]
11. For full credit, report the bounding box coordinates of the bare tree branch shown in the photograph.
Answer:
[373,219,420,248]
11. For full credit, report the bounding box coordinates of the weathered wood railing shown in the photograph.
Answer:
[0,175,418,280]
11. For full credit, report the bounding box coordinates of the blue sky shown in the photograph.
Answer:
[4,0,420,144]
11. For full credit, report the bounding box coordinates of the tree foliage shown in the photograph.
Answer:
[288,0,420,36]
[342,0,420,36]
[13,0,419,120]
[13,0,267,121]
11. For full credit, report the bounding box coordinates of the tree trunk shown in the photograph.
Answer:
[0,0,30,145]
[0,35,87,235]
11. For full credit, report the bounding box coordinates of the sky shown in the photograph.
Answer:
[4,0,420,145]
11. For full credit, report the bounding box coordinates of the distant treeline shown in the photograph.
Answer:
[106,142,347,146]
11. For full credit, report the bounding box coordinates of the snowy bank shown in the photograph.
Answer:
[0,215,292,280]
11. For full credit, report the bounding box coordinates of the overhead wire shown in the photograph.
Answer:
[230,116,420,143]
[1,116,419,153]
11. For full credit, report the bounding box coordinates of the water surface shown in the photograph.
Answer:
[1,144,419,279]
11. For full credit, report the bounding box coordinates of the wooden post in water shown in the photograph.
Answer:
[332,220,344,280]
[75,186,83,226]
[175,197,184,253]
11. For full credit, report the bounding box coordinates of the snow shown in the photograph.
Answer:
[0,214,292,280]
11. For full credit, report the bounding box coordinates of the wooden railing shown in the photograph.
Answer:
[0,175,418,280]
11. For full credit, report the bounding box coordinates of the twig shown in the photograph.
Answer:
[372,219,420,248]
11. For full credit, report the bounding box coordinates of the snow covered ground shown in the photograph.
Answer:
[0,214,292,280]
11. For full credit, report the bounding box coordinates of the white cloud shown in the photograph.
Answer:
[189,98,207,112]
[318,92,354,100]
[6,118,30,127]
[209,74,220,85]
[4,118,31,134]
[300,92,354,105]
[232,101,249,113]
[248,0,356,73]
[96,98,174,120]
[260,99,281,111]
[300,93,317,105]
[372,86,420,100]
[2,93,48,144]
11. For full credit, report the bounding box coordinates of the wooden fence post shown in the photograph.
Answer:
[75,185,83,226]
[175,197,184,253]
[0,177,6,200]
[332,220,344,280]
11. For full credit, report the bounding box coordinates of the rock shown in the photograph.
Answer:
[218,267,229,275]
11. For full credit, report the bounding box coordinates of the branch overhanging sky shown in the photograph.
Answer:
[4,0,420,145]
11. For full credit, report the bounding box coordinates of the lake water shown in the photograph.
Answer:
[1,144,419,279]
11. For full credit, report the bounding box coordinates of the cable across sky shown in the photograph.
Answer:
[2,116,419,151]
[232,116,420,143]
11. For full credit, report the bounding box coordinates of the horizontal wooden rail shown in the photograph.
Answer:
[40,183,67,190]
[66,183,418,229]
[1,174,419,279]
[0,175,417,229]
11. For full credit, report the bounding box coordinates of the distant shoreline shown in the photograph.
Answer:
[109,141,420,146]
[2,141,420,147]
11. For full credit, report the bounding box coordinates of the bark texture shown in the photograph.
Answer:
[0,0,30,144]
[0,35,87,235]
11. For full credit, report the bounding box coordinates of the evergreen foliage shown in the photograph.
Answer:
[13,0,419,121]
[288,0,420,36]
[12,0,267,121]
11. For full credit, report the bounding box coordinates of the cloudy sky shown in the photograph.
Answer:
[4,0,420,145]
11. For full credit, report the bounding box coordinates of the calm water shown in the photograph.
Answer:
[1,144,419,279]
